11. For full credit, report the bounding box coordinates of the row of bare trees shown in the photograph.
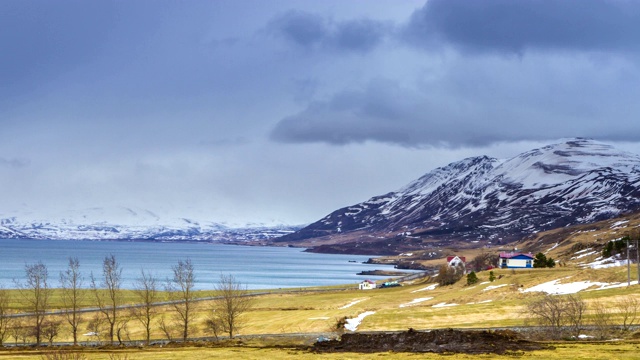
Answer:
[526,293,639,339]
[0,256,252,347]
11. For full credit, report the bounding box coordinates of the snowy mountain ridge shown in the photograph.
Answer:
[275,139,640,253]
[0,206,299,242]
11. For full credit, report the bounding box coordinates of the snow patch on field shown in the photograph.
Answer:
[467,300,493,305]
[399,297,433,308]
[583,256,629,269]
[344,311,376,332]
[432,302,459,308]
[339,299,367,309]
[483,284,509,291]
[411,284,438,293]
[521,279,639,295]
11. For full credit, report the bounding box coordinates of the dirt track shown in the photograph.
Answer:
[313,328,550,354]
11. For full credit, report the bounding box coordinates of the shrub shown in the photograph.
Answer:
[468,252,500,272]
[435,264,464,286]
[466,271,478,286]
[533,253,556,268]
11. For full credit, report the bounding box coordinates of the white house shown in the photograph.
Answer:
[498,252,534,269]
[359,279,377,290]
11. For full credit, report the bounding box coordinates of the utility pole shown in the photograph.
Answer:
[627,237,631,287]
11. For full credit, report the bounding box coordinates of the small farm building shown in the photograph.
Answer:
[359,280,377,290]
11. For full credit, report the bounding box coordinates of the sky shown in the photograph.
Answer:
[2,0,640,227]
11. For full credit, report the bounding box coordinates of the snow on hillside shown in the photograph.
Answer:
[279,138,640,249]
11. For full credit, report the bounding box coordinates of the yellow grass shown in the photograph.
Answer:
[1,265,639,358]
[1,340,639,359]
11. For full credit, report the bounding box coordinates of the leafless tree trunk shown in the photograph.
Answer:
[9,319,29,345]
[60,257,85,345]
[158,316,175,341]
[204,317,222,341]
[42,319,62,345]
[115,314,131,345]
[211,274,253,339]
[16,261,51,345]
[616,296,639,331]
[526,294,566,339]
[591,300,614,339]
[167,259,196,342]
[86,313,106,345]
[133,270,160,345]
[0,287,12,346]
[564,294,587,338]
[527,293,587,339]
[91,254,123,345]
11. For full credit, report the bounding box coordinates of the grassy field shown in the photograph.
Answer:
[1,265,638,358]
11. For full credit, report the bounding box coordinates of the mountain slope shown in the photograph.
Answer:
[274,139,640,254]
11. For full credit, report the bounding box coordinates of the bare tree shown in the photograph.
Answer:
[16,261,51,345]
[526,294,567,339]
[91,254,123,345]
[615,296,639,331]
[435,263,464,286]
[42,319,62,345]
[158,316,175,342]
[60,257,85,345]
[133,270,160,345]
[591,300,614,339]
[210,274,253,339]
[204,317,222,341]
[526,293,587,339]
[564,294,587,338]
[0,287,12,346]
[115,314,131,345]
[86,313,106,345]
[9,319,29,345]
[167,259,196,342]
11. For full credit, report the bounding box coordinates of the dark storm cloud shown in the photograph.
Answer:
[403,0,640,53]
[270,0,640,148]
[270,68,640,148]
[268,10,387,53]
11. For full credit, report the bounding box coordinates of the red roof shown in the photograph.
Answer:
[499,252,534,259]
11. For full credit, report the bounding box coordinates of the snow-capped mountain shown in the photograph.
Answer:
[275,139,640,252]
[0,206,299,242]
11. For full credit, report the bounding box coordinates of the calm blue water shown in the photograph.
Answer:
[0,239,400,290]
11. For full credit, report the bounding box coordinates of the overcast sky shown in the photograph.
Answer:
[2,0,640,226]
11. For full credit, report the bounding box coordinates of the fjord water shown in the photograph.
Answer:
[0,239,399,290]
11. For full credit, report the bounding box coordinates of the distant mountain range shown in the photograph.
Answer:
[273,139,640,254]
[0,207,299,242]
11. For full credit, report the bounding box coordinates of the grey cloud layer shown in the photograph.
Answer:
[270,0,640,147]
[268,10,389,53]
[404,0,640,53]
